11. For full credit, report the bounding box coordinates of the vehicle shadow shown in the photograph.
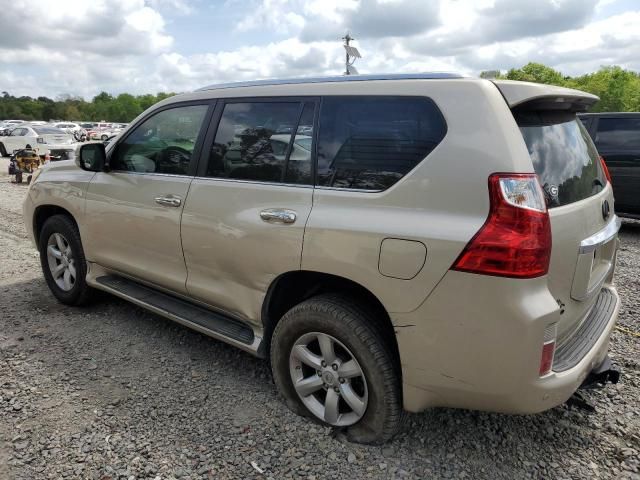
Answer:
[620,218,640,235]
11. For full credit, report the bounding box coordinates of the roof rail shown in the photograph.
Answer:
[197,72,464,92]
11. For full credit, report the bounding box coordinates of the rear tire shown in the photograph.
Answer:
[271,294,403,444]
[38,215,94,306]
[0,143,7,157]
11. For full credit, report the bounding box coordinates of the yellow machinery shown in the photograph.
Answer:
[8,148,44,184]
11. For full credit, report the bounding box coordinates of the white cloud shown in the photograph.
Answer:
[0,0,638,99]
[235,0,305,34]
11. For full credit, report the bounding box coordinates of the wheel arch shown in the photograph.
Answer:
[33,205,78,245]
[261,271,400,370]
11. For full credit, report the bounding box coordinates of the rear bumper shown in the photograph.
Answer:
[393,271,620,414]
[41,144,76,160]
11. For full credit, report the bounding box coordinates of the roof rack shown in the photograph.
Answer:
[197,72,463,92]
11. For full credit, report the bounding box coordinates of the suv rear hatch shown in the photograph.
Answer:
[493,80,619,352]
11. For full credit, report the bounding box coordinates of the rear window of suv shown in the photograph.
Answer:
[515,110,606,208]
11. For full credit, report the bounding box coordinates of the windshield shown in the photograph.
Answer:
[515,110,606,208]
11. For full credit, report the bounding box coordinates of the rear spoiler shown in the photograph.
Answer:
[492,80,599,112]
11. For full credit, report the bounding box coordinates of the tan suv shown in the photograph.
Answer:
[23,74,621,443]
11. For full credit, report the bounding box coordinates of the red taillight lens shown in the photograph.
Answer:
[452,173,551,279]
[539,323,557,376]
[599,155,612,184]
[539,341,555,376]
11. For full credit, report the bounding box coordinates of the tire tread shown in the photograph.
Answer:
[271,293,404,444]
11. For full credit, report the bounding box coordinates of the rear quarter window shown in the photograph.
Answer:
[316,96,446,191]
[516,110,606,208]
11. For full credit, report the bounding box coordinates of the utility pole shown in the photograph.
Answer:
[342,33,361,75]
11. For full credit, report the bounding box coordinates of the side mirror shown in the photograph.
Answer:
[77,143,107,172]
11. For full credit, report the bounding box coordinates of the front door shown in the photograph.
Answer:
[83,103,211,294]
[181,99,317,323]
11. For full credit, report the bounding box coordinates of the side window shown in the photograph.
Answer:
[206,101,313,184]
[11,128,25,136]
[110,105,208,174]
[316,96,447,190]
[578,116,590,130]
[595,118,640,150]
[285,102,314,184]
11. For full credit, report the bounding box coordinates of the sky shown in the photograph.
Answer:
[0,0,639,99]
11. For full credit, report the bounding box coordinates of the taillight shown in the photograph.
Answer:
[452,173,551,278]
[37,137,45,144]
[599,155,612,184]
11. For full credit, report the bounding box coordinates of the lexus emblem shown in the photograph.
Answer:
[602,200,610,220]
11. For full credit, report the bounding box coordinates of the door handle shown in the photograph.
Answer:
[260,208,297,224]
[154,195,182,207]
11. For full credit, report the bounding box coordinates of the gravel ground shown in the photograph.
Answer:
[0,159,638,479]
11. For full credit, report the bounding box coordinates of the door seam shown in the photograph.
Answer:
[180,176,197,296]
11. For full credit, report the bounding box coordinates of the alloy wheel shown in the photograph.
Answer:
[46,233,76,291]
[289,332,368,426]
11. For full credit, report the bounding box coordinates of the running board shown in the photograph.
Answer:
[94,275,260,354]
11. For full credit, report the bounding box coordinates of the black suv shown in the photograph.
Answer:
[580,113,640,218]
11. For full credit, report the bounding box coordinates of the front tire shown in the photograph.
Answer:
[271,294,403,444]
[38,215,94,306]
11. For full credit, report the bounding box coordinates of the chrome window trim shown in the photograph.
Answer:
[193,176,314,189]
[315,186,384,193]
[579,215,621,254]
[198,73,464,91]
[109,171,195,179]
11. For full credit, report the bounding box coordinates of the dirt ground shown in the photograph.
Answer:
[0,161,638,479]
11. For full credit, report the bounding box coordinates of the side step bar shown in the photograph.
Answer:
[94,275,261,354]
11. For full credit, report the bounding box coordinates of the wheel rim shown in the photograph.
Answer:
[289,332,368,427]
[46,233,76,292]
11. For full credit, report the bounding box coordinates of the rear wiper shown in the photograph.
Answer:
[593,178,605,188]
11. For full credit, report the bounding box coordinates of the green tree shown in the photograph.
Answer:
[501,62,566,86]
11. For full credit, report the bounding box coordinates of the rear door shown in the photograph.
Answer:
[83,102,211,294]
[592,116,640,214]
[514,108,618,341]
[180,98,317,324]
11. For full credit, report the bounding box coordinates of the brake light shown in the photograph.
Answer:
[599,156,612,184]
[452,173,551,278]
[36,137,45,144]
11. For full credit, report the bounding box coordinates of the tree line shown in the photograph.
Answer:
[2,63,639,122]
[481,63,640,112]
[0,91,176,123]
